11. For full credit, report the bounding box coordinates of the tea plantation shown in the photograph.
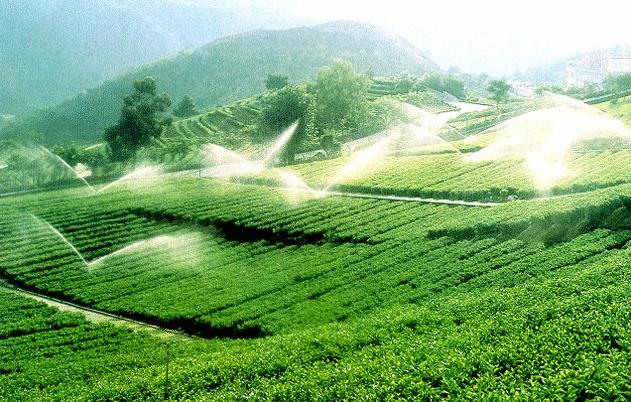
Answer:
[2,149,631,400]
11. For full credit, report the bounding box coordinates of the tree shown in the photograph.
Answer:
[442,77,465,99]
[260,85,313,164]
[605,73,631,98]
[616,74,631,92]
[319,130,342,158]
[487,80,511,105]
[421,74,443,92]
[369,97,406,133]
[312,60,371,134]
[173,95,198,118]
[264,74,289,91]
[104,77,171,161]
[395,74,415,93]
[421,74,465,98]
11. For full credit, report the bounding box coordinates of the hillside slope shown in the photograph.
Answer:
[0,0,303,116]
[12,21,439,145]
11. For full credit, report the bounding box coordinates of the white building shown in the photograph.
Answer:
[565,48,631,86]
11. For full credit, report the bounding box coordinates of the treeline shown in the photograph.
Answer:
[97,59,409,164]
[2,61,467,174]
[67,60,466,168]
[255,60,408,164]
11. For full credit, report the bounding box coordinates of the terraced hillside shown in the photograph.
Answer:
[155,84,454,163]
[4,96,631,399]
[157,96,266,162]
[3,169,631,399]
[441,98,550,141]
[368,78,457,113]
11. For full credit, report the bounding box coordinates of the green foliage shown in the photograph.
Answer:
[104,77,172,161]
[173,95,198,118]
[605,73,631,91]
[260,85,314,164]
[312,60,371,134]
[442,76,466,98]
[605,73,631,97]
[394,74,415,93]
[487,80,512,105]
[445,98,547,138]
[395,91,458,113]
[265,74,290,91]
[422,74,443,92]
[367,97,407,132]
[419,73,466,98]
[271,149,631,203]
[4,153,631,398]
[15,21,439,145]
[319,131,342,158]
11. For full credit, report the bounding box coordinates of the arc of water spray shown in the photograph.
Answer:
[30,214,88,266]
[96,165,163,194]
[88,238,153,266]
[39,146,96,193]
[322,131,400,193]
[87,234,203,269]
[262,120,300,167]
[399,102,464,154]
[199,121,300,179]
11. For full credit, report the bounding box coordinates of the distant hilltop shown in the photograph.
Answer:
[7,21,440,145]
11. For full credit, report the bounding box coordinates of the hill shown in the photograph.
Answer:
[149,80,454,167]
[4,141,631,398]
[3,97,631,398]
[0,0,306,116]
[10,21,439,145]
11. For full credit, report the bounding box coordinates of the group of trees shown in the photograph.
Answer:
[102,63,481,165]
[103,77,199,161]
[387,74,466,99]
[605,73,631,94]
[421,74,466,99]
[103,62,379,164]
[258,60,397,164]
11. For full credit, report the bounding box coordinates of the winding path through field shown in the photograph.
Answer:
[0,280,190,339]
[323,190,499,207]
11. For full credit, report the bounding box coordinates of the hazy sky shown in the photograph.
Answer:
[216,0,631,76]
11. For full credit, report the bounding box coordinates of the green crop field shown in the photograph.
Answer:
[244,148,631,202]
[2,97,631,400]
[3,146,631,399]
[5,4,631,399]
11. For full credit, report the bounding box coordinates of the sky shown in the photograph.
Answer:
[217,0,631,76]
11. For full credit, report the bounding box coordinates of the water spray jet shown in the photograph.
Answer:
[30,214,88,266]
[96,165,164,194]
[262,121,300,166]
[39,146,96,193]
[465,94,631,190]
[87,233,204,269]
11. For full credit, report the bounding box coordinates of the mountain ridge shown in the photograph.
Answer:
[9,20,440,145]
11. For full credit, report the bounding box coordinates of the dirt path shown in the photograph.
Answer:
[0,280,191,339]
[324,190,499,207]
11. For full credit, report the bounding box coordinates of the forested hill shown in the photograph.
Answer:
[12,21,439,145]
[0,0,304,116]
